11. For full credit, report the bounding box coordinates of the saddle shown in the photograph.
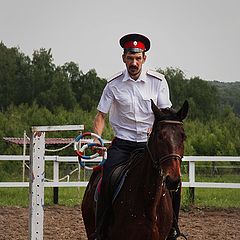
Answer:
[94,148,145,204]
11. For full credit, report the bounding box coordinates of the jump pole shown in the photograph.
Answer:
[28,125,84,240]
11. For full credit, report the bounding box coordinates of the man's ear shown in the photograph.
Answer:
[122,54,126,63]
[143,54,147,63]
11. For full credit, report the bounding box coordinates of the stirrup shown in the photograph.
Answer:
[167,228,188,240]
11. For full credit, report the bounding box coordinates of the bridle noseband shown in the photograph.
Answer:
[146,120,183,171]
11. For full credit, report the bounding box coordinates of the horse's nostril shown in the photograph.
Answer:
[165,176,180,191]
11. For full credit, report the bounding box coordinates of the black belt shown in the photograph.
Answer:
[114,137,147,145]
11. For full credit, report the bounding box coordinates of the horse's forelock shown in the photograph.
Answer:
[155,107,181,122]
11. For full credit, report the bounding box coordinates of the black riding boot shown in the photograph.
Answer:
[95,176,114,240]
[95,191,107,240]
[167,187,181,240]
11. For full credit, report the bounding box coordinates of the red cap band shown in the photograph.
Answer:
[124,41,145,50]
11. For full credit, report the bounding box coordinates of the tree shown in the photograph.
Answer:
[186,77,219,121]
[159,67,220,121]
[69,69,106,111]
[31,48,56,105]
[14,51,32,105]
[158,67,188,109]
[39,67,77,110]
[0,42,19,110]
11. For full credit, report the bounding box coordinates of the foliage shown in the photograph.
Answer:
[0,42,106,112]
[158,67,219,121]
[63,63,106,111]
[209,81,240,115]
[0,41,240,178]
[0,103,113,154]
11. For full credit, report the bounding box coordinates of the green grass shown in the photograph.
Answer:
[182,173,240,183]
[194,188,240,208]
[0,186,239,209]
[195,174,240,183]
[0,187,85,207]
[180,173,240,208]
[0,188,29,206]
[181,188,240,209]
[0,167,239,208]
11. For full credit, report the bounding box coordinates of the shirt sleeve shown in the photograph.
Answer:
[97,84,114,113]
[157,77,172,109]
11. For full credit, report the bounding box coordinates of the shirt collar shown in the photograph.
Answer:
[122,68,147,82]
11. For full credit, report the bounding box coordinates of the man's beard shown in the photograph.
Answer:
[128,65,141,77]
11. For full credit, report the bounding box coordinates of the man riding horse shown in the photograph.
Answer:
[93,33,181,239]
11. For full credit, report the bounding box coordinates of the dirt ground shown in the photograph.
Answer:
[0,206,239,240]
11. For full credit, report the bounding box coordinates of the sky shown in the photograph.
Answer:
[0,0,239,82]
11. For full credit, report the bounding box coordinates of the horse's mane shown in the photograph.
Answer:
[160,107,176,115]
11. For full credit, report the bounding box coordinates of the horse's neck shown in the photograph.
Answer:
[143,152,164,220]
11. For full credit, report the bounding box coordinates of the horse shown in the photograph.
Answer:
[82,100,189,240]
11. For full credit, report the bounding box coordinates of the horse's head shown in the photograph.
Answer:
[148,100,189,191]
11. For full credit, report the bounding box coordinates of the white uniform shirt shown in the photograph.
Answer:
[97,69,172,142]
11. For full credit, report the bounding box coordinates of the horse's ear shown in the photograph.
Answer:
[151,99,164,119]
[177,100,189,121]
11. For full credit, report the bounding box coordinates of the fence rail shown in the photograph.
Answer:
[0,155,240,189]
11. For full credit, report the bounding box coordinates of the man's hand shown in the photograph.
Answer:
[147,128,152,136]
[92,111,106,156]
[91,138,104,156]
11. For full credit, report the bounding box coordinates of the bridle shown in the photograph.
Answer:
[146,120,184,171]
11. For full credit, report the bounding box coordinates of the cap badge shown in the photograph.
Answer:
[133,41,138,46]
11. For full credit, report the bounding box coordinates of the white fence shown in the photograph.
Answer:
[0,155,240,189]
[182,156,240,189]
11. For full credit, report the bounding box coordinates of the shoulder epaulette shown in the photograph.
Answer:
[146,70,164,81]
[107,71,123,83]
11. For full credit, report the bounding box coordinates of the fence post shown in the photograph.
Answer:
[189,161,195,204]
[28,125,84,240]
[22,130,27,182]
[29,130,45,240]
[53,156,59,204]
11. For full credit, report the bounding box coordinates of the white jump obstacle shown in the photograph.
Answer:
[28,125,84,240]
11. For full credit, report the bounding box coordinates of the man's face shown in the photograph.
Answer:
[122,52,146,80]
